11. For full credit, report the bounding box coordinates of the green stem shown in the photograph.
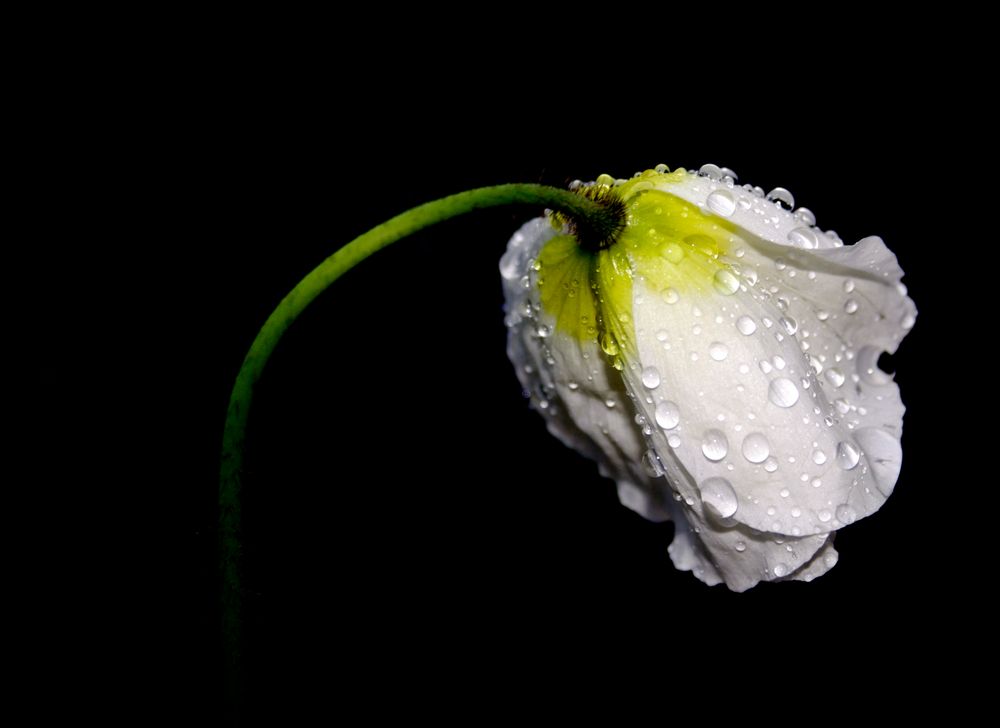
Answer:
[219,183,621,716]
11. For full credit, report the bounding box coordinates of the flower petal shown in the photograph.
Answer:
[502,219,653,509]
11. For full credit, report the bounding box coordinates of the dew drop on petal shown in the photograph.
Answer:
[741,433,770,463]
[844,299,859,314]
[735,541,746,552]
[836,504,858,524]
[655,401,680,429]
[773,562,789,577]
[812,449,828,465]
[667,433,682,448]
[836,440,861,470]
[766,187,795,209]
[706,189,736,216]
[763,457,779,472]
[699,477,738,518]
[794,207,816,225]
[713,269,740,295]
[818,509,832,523]
[780,316,798,335]
[788,227,818,249]
[843,279,856,293]
[769,378,800,407]
[701,429,729,461]
[709,342,729,361]
[662,287,680,304]
[736,315,757,335]
[641,366,661,389]
[824,368,846,388]
[642,449,664,477]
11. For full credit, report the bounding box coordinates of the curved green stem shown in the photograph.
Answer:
[219,183,621,716]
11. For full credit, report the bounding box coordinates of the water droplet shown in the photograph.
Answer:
[709,342,729,361]
[662,287,680,304]
[763,457,779,472]
[641,366,661,389]
[736,315,757,335]
[773,562,789,577]
[766,187,795,209]
[655,401,680,429]
[701,429,729,461]
[699,162,723,180]
[836,504,858,524]
[707,189,736,217]
[793,207,816,226]
[734,541,746,552]
[595,173,615,187]
[759,360,773,374]
[773,355,786,370]
[601,332,619,356]
[667,433,682,448]
[654,163,670,174]
[661,240,685,263]
[824,368,845,388]
[741,433,770,463]
[720,167,739,182]
[642,449,664,477]
[791,507,802,518]
[788,227,818,249]
[836,440,861,470]
[812,449,827,465]
[844,299,859,314]
[656,329,669,342]
[713,269,740,295]
[902,313,916,330]
[817,509,832,523]
[769,378,800,407]
[742,268,758,286]
[567,381,579,391]
[699,476,738,518]
[780,316,798,335]
[605,398,616,409]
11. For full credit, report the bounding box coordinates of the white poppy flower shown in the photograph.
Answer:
[501,165,916,591]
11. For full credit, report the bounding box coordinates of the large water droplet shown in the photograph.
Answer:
[642,449,664,478]
[772,562,789,577]
[780,316,798,335]
[641,366,661,389]
[766,187,795,209]
[699,163,724,180]
[836,504,858,524]
[812,449,827,465]
[817,509,832,523]
[741,432,770,463]
[699,477,738,518]
[701,429,729,461]
[843,279,855,293]
[844,299,859,314]
[734,541,746,552]
[794,207,816,226]
[713,269,740,295]
[736,315,757,335]
[769,378,800,407]
[709,342,729,361]
[707,189,736,217]
[824,368,845,388]
[788,227,818,249]
[655,401,680,429]
[836,440,861,470]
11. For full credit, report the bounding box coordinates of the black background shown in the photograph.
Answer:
[140,39,971,718]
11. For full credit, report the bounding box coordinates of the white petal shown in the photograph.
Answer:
[502,219,655,516]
